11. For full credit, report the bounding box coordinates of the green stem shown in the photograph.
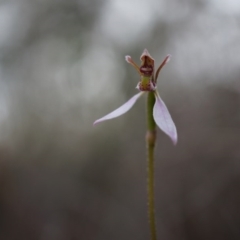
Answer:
[146,92,157,240]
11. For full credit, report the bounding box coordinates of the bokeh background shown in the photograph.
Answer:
[0,0,240,239]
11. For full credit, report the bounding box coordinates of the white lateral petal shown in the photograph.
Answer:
[94,92,144,125]
[153,92,178,145]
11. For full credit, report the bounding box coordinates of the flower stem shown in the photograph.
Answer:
[146,92,157,240]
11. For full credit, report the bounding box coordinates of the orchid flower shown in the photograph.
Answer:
[94,49,177,145]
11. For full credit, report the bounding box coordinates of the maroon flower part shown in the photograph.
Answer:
[94,49,177,144]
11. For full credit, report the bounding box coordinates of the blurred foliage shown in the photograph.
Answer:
[0,0,240,239]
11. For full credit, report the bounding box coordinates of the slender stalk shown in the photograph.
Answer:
[146,92,157,240]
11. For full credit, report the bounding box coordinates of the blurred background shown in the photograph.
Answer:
[0,0,240,239]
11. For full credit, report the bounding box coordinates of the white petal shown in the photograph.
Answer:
[94,92,144,125]
[153,92,177,144]
[165,54,171,64]
[140,49,155,61]
[125,55,132,63]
